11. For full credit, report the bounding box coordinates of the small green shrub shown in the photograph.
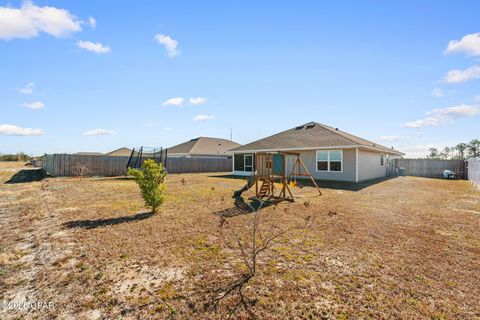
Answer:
[128,160,167,213]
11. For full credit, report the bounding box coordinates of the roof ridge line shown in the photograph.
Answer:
[314,122,364,146]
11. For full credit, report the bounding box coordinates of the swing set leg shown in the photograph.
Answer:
[298,158,322,195]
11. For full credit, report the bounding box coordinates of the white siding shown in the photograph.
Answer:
[358,149,387,181]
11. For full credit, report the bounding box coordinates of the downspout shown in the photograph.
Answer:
[355,148,359,183]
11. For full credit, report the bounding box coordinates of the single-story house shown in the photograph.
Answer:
[168,137,241,159]
[229,122,403,182]
[106,147,134,157]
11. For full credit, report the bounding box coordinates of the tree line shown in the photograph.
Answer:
[427,139,480,160]
[0,152,31,162]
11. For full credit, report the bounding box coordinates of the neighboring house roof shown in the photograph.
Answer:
[106,147,133,157]
[230,122,403,155]
[75,152,103,156]
[168,137,241,156]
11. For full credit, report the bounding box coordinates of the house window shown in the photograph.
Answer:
[329,150,342,171]
[316,151,329,171]
[316,150,343,172]
[234,154,244,171]
[234,154,254,172]
[380,153,384,166]
[244,154,253,172]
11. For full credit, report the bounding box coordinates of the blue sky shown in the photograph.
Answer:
[1,1,479,157]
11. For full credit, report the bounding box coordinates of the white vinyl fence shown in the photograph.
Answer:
[468,158,480,189]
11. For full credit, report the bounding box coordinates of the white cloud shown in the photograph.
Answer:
[154,34,180,57]
[163,127,173,131]
[193,114,215,121]
[444,65,480,83]
[77,40,111,54]
[427,104,479,117]
[445,33,480,57]
[83,128,115,136]
[0,1,82,40]
[162,97,184,107]
[141,122,156,127]
[474,95,480,102]
[403,104,479,128]
[21,101,44,109]
[377,133,422,142]
[403,118,442,128]
[398,144,440,158]
[18,82,35,94]
[87,16,96,29]
[431,88,444,98]
[189,97,207,105]
[0,124,43,136]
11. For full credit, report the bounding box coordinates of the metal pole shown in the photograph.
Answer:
[137,146,143,168]
[127,147,135,172]
[164,148,168,169]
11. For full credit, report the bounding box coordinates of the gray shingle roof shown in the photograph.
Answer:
[229,122,403,155]
[168,137,241,156]
[106,147,133,156]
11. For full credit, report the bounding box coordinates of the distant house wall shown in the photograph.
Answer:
[358,149,387,181]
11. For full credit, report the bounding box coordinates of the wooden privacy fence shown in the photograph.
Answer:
[43,154,130,177]
[166,157,232,174]
[468,158,480,189]
[390,159,467,179]
[43,154,232,177]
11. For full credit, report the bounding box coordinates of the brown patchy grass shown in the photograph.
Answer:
[0,161,26,183]
[0,163,479,319]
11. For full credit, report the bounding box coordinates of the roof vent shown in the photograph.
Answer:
[190,138,200,142]
[335,128,339,131]
[295,126,304,130]
[305,124,315,129]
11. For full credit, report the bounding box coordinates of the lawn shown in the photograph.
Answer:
[1,162,479,319]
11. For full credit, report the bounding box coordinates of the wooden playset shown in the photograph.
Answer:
[233,152,322,203]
